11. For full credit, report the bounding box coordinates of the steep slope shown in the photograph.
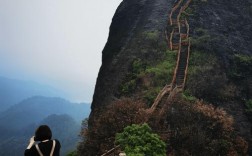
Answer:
[186,0,252,154]
[85,0,252,155]
[91,0,173,110]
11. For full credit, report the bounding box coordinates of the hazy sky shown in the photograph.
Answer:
[0,0,122,102]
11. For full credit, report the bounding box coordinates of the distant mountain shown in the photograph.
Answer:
[0,76,65,111]
[0,76,91,155]
[0,96,90,130]
[0,96,90,156]
[40,114,81,155]
[0,114,81,156]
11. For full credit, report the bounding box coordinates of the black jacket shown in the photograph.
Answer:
[24,139,61,156]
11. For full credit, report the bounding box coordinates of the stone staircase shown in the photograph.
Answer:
[147,0,192,146]
[101,0,192,155]
[148,0,191,115]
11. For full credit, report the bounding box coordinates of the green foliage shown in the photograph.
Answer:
[235,54,252,63]
[182,90,197,102]
[195,28,208,34]
[67,151,78,156]
[228,54,252,99]
[186,50,229,102]
[120,79,137,95]
[119,59,145,95]
[141,50,176,104]
[230,54,252,79]
[190,28,220,54]
[185,7,193,14]
[119,50,176,105]
[245,99,252,121]
[188,50,217,74]
[78,99,147,155]
[143,87,161,106]
[115,123,166,156]
[246,99,252,110]
[191,28,211,46]
[142,30,159,41]
[145,50,176,86]
[181,7,194,18]
[163,97,248,156]
[132,58,144,74]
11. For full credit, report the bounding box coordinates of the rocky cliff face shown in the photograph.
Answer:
[83,0,252,155]
[187,0,252,154]
[91,0,172,109]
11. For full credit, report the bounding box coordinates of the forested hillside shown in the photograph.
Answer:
[0,77,64,111]
[0,114,80,156]
[0,96,90,156]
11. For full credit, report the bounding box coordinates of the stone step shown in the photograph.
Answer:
[180,34,188,39]
[181,41,189,46]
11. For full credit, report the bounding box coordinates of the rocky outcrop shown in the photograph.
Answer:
[188,0,252,153]
[91,0,173,110]
[84,0,252,155]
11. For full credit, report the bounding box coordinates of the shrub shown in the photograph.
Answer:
[119,50,176,105]
[115,123,166,156]
[160,96,248,156]
[78,98,147,155]
[246,99,252,110]
[187,50,228,103]
[67,151,77,156]
[142,30,159,41]
[229,54,252,80]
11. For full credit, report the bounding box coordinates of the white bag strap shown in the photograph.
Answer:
[35,140,56,156]
[50,140,56,156]
[35,144,44,156]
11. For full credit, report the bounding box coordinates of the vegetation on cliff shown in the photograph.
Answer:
[78,95,248,155]
[115,123,166,156]
[79,0,252,155]
[161,96,248,156]
[78,98,147,155]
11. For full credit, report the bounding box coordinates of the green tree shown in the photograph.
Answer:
[115,123,166,156]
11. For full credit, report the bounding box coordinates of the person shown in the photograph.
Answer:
[24,125,61,156]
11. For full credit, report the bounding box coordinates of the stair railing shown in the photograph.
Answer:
[149,85,172,114]
[171,33,182,87]
[183,38,191,89]
[169,0,184,25]
[101,145,120,156]
[170,29,175,50]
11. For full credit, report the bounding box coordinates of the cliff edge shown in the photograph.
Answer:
[80,0,252,155]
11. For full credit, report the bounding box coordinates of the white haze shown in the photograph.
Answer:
[0,0,122,102]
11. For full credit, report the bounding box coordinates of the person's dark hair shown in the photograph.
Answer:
[34,125,52,141]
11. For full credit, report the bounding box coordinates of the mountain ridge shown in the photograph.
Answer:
[0,76,66,111]
[0,96,90,130]
[0,114,81,156]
